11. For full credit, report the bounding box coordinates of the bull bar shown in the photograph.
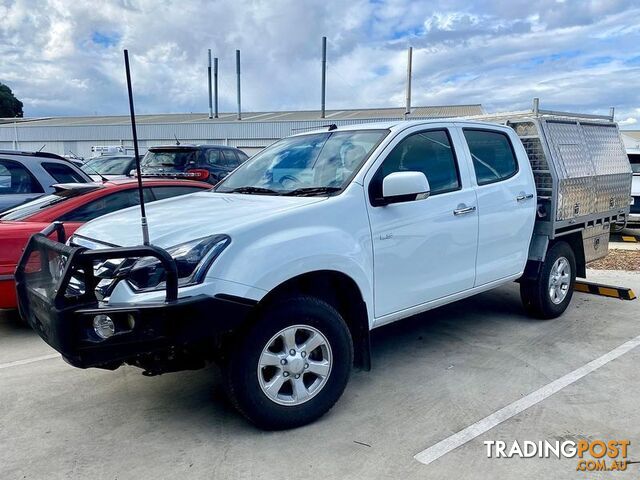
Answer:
[14,223,253,370]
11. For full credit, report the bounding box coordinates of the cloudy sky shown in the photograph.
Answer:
[1,0,639,127]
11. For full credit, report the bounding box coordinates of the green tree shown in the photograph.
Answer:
[0,83,24,118]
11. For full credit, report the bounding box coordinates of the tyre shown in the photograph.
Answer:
[224,296,353,430]
[520,241,576,319]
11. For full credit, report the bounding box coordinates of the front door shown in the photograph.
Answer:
[365,127,478,318]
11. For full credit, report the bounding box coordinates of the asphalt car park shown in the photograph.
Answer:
[1,268,638,480]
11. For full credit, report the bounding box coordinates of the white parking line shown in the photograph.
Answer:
[0,353,59,370]
[414,334,640,465]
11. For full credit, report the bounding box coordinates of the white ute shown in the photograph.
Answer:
[17,101,632,429]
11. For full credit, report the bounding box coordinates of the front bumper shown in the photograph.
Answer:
[16,224,253,369]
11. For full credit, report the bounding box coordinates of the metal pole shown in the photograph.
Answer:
[208,49,213,119]
[321,36,327,119]
[609,107,615,121]
[13,118,18,149]
[236,49,241,120]
[404,46,412,120]
[533,97,540,116]
[214,57,219,118]
[123,49,150,246]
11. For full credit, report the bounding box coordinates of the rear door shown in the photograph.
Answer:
[459,126,536,285]
[365,126,478,318]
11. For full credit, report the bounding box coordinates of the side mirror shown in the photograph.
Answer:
[381,171,430,205]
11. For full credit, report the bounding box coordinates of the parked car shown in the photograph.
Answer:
[627,149,640,227]
[139,144,249,184]
[82,155,137,181]
[0,150,92,212]
[0,178,211,310]
[16,109,631,430]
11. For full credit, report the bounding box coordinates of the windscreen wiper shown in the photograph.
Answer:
[226,186,281,195]
[282,186,342,196]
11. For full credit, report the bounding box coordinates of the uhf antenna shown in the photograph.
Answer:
[124,49,150,246]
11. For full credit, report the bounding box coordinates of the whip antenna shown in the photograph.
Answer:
[123,49,150,245]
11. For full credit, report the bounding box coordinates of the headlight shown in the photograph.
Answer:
[127,235,230,291]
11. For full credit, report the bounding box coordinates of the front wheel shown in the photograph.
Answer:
[224,296,353,430]
[520,241,576,319]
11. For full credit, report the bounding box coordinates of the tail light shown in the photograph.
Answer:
[186,169,210,180]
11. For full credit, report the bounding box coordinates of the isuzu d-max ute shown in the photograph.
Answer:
[16,102,632,429]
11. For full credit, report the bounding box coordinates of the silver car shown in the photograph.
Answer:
[0,150,92,212]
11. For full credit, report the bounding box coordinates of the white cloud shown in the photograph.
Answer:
[0,0,639,121]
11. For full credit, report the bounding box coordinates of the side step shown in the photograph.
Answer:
[574,280,637,301]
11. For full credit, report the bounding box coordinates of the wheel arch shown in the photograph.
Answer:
[554,233,586,278]
[522,233,586,281]
[256,270,372,371]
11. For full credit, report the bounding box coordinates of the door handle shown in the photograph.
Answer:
[453,205,476,216]
[516,193,534,202]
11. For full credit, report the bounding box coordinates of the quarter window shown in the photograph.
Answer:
[370,129,460,202]
[463,130,518,185]
[42,162,87,184]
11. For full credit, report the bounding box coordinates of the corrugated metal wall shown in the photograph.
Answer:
[0,118,404,158]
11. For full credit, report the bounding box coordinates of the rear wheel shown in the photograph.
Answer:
[520,241,576,319]
[224,296,353,430]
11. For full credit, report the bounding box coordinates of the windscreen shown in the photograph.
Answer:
[0,187,99,221]
[215,130,387,195]
[82,156,133,175]
[141,149,197,168]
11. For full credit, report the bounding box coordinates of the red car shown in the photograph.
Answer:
[0,178,211,309]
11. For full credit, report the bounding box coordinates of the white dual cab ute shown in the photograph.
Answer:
[17,101,632,429]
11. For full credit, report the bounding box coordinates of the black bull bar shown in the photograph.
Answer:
[15,223,254,370]
[14,222,181,367]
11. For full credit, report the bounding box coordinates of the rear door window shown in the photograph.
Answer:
[0,159,44,194]
[42,162,87,183]
[463,129,518,185]
[205,149,224,166]
[629,153,640,174]
[222,150,237,167]
[151,186,207,200]
[58,188,153,222]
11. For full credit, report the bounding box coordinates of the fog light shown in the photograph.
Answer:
[93,314,115,339]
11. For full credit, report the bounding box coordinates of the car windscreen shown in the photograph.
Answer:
[141,149,197,169]
[215,130,388,195]
[0,187,100,221]
[82,156,133,175]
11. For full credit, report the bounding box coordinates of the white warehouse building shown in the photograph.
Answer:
[0,105,484,159]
